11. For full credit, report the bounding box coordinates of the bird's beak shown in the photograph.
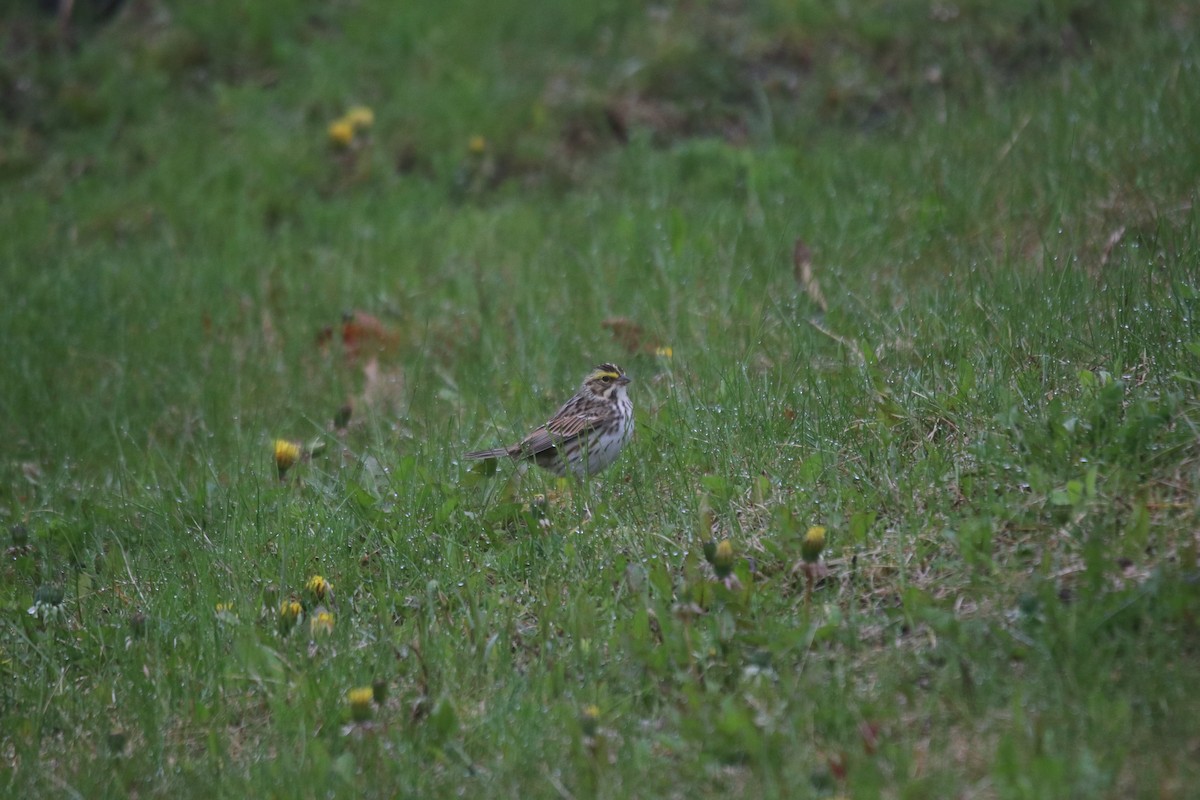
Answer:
[617,374,631,386]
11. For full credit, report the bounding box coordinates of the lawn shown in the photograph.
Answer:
[2,0,1199,797]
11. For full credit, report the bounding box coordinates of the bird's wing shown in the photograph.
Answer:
[518,410,603,455]
[547,409,605,439]
[516,427,557,456]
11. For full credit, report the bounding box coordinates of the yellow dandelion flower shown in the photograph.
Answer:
[801,526,827,563]
[305,574,333,603]
[328,119,355,147]
[214,602,238,623]
[310,609,335,637]
[274,439,302,478]
[654,346,673,358]
[467,134,487,154]
[348,686,375,722]
[344,106,375,130]
[279,600,303,633]
[713,539,735,578]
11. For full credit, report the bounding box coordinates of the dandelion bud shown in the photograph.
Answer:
[802,526,827,564]
[310,608,335,637]
[712,540,735,578]
[29,585,65,624]
[328,119,355,147]
[35,585,64,606]
[348,687,375,722]
[344,106,375,130]
[579,704,600,737]
[279,600,303,634]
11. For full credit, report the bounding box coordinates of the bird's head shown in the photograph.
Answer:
[582,363,631,399]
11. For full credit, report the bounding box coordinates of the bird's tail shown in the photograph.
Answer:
[463,447,510,460]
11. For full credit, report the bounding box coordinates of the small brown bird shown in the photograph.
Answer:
[464,363,633,479]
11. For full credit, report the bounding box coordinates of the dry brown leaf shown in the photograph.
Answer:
[1098,225,1126,269]
[793,237,828,311]
[602,316,665,355]
[341,310,400,362]
[809,318,864,363]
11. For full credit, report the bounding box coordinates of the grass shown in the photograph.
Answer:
[2,0,1199,796]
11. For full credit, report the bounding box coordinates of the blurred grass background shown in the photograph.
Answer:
[2,0,1199,796]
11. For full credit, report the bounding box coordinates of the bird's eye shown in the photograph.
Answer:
[601,375,612,383]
